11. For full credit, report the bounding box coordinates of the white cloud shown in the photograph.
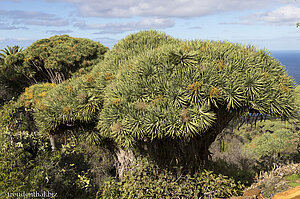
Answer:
[46,29,73,35]
[0,37,35,49]
[0,22,27,30]
[93,37,119,48]
[46,0,297,18]
[0,10,69,27]
[75,18,174,34]
[261,5,300,25]
[222,5,300,25]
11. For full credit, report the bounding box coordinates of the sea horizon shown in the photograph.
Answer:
[270,50,300,86]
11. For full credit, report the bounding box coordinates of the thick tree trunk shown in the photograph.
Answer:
[136,106,235,173]
[114,148,135,179]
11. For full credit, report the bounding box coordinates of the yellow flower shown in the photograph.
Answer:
[278,84,291,93]
[209,87,221,98]
[279,75,288,84]
[112,98,121,106]
[104,73,114,81]
[38,92,47,97]
[186,81,202,93]
[217,60,225,70]
[62,106,71,114]
[85,74,94,83]
[27,92,33,100]
[66,85,73,93]
[34,99,40,105]
[39,104,47,111]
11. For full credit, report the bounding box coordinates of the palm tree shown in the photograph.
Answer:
[0,45,23,63]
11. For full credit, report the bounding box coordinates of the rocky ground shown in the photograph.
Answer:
[247,163,300,198]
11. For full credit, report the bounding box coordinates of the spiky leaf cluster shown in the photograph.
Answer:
[33,72,105,133]
[96,31,295,148]
[3,35,108,85]
[33,31,295,150]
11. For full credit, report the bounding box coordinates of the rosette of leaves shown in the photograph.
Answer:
[3,35,108,86]
[33,71,105,144]
[96,31,295,165]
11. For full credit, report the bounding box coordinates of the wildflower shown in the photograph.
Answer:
[85,74,94,83]
[187,82,202,93]
[217,60,225,70]
[209,87,221,98]
[66,85,73,93]
[38,92,47,97]
[105,73,114,81]
[112,98,121,106]
[62,106,71,114]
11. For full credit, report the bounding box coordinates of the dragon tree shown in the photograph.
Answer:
[34,31,296,174]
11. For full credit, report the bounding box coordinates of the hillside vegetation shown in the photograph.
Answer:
[0,31,299,199]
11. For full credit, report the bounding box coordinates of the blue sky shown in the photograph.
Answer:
[0,0,299,51]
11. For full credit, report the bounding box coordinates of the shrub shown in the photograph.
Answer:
[98,157,244,199]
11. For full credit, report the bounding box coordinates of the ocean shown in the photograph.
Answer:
[270,50,300,85]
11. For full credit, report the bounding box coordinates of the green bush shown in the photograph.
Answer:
[98,158,244,199]
[244,129,299,159]
[0,130,51,195]
[0,127,115,199]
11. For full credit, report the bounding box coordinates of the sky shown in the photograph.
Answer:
[0,0,300,51]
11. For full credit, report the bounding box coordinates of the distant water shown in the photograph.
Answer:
[270,50,300,85]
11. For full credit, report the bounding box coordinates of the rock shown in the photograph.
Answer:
[272,185,300,199]
[244,188,264,199]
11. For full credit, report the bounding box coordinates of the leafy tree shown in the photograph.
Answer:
[1,35,108,87]
[0,45,23,63]
[33,31,296,171]
[96,31,295,167]
[0,45,23,104]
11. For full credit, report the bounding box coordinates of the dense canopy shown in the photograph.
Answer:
[32,31,295,158]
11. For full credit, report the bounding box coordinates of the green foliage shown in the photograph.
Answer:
[98,157,244,199]
[1,35,108,86]
[95,31,295,148]
[0,45,23,62]
[33,73,104,137]
[0,99,37,132]
[0,127,115,199]
[37,139,115,199]
[245,129,298,158]
[0,129,51,195]
[294,85,300,114]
